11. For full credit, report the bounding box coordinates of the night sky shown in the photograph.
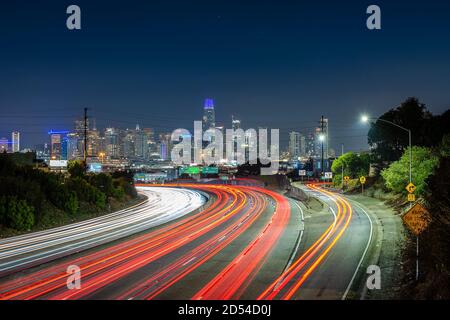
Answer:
[0,0,449,152]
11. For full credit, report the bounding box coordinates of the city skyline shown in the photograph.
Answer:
[1,1,449,152]
[1,0,449,307]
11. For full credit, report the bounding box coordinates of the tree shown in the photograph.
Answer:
[5,197,35,231]
[65,191,79,215]
[68,160,85,178]
[381,146,439,196]
[368,97,432,163]
[331,152,371,185]
[440,133,450,157]
[89,173,114,197]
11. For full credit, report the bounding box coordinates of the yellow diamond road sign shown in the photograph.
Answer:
[360,176,366,184]
[402,203,431,236]
[406,183,416,194]
[344,176,350,182]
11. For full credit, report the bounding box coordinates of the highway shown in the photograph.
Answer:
[0,187,205,276]
[0,182,375,300]
[257,184,373,300]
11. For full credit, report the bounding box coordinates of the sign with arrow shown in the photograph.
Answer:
[406,182,416,194]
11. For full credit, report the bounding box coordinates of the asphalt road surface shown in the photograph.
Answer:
[0,187,205,276]
[0,182,375,300]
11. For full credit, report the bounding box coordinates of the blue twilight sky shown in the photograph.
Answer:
[0,0,449,152]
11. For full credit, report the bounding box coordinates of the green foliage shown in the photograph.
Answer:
[89,173,114,197]
[368,98,450,164]
[111,186,125,201]
[67,177,106,208]
[0,196,35,231]
[68,160,85,178]
[65,191,79,215]
[0,156,136,233]
[440,134,450,157]
[381,146,439,196]
[331,152,371,185]
[113,177,138,198]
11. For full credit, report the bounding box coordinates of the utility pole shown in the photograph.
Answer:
[321,115,324,177]
[84,107,88,172]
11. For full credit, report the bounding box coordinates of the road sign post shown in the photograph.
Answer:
[299,170,306,183]
[360,176,366,194]
[343,176,350,192]
[402,203,431,281]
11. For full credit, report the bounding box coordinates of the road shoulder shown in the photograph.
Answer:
[344,194,406,299]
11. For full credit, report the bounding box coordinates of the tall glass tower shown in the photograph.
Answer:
[202,98,215,130]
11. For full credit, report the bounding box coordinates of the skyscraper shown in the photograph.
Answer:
[12,131,20,152]
[134,125,148,159]
[289,131,302,160]
[159,133,172,160]
[300,134,306,157]
[231,116,242,160]
[105,128,120,158]
[49,130,69,160]
[202,98,215,130]
[122,129,135,159]
[0,137,8,153]
[67,133,79,160]
[306,132,315,157]
[232,115,241,131]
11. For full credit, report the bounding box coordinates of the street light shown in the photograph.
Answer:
[361,115,412,185]
[318,134,326,175]
[362,114,417,280]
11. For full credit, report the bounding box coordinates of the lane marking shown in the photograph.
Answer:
[341,200,373,300]
[283,200,305,272]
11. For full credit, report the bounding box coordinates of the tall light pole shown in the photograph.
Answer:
[361,115,412,186]
[319,134,326,177]
[362,114,417,280]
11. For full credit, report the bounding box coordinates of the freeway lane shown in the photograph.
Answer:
[0,187,205,276]
[0,183,374,300]
[0,184,290,300]
[258,184,373,300]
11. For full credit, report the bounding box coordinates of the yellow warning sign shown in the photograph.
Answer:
[359,176,366,184]
[406,183,416,194]
[344,176,350,182]
[402,203,431,236]
[407,193,416,202]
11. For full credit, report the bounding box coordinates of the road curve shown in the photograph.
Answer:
[0,183,373,300]
[258,184,372,300]
[0,187,205,276]
[0,184,289,300]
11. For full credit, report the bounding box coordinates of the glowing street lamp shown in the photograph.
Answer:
[361,114,412,185]
[318,134,326,175]
[361,115,369,123]
[362,114,416,280]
